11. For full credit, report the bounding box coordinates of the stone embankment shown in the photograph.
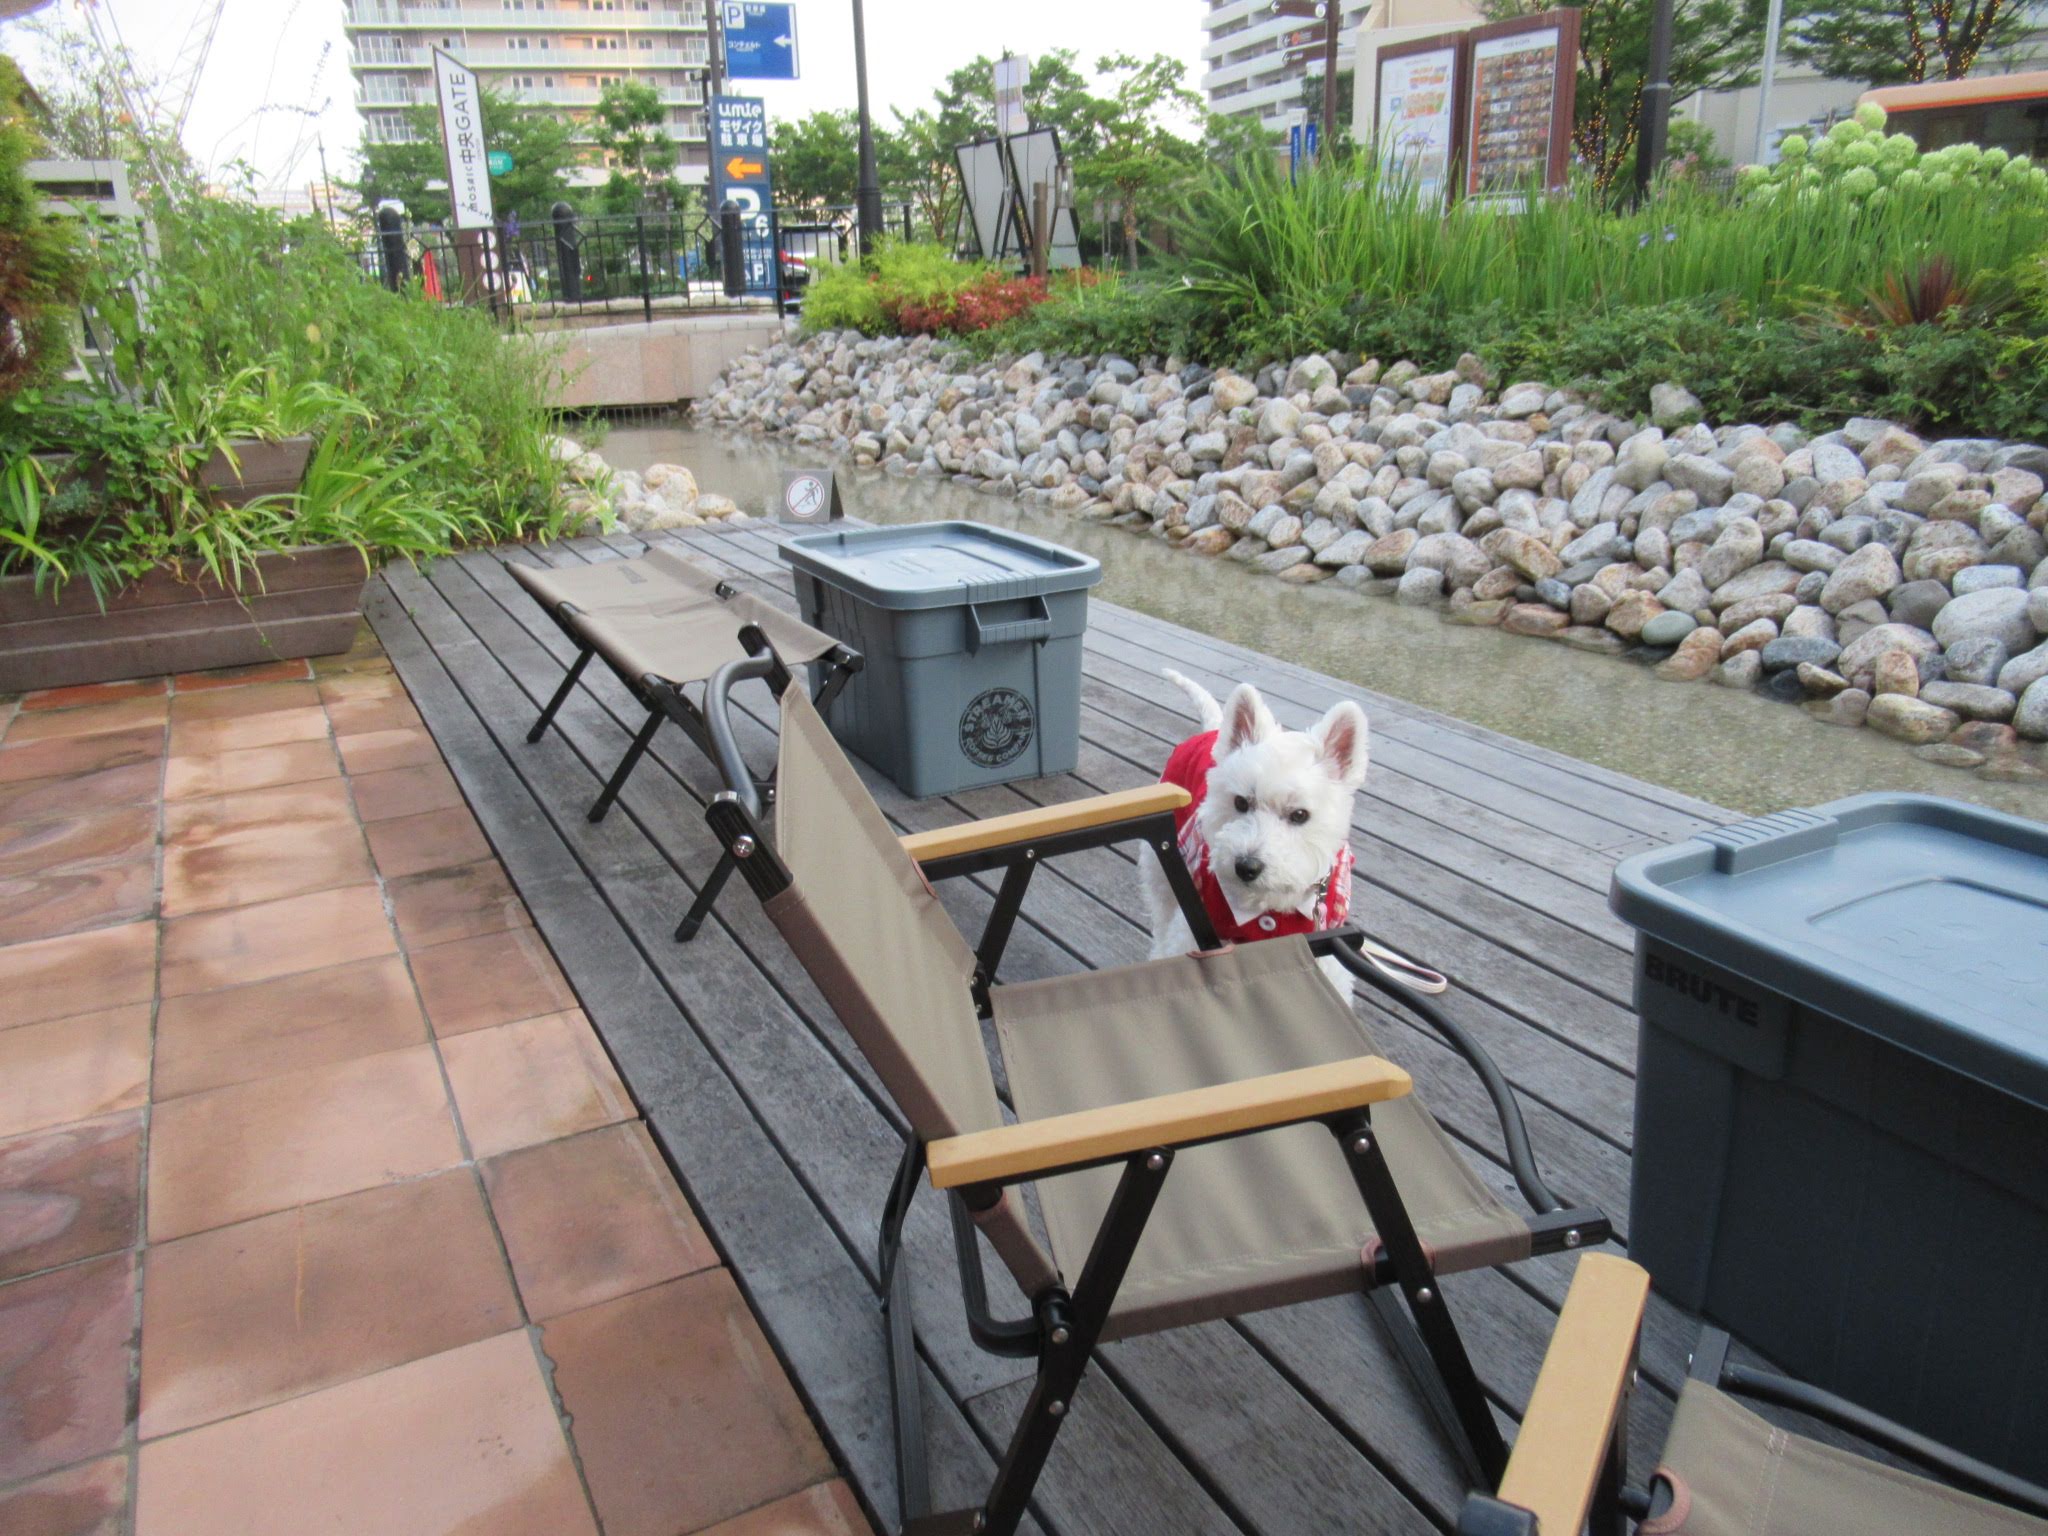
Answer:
[698,332,2048,780]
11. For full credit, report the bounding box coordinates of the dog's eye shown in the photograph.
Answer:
[1287,808,1311,826]
[1233,795,1250,813]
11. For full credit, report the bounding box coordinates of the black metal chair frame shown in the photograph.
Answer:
[518,585,862,939]
[698,652,1614,1536]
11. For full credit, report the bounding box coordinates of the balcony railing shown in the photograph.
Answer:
[352,46,709,67]
[358,82,705,107]
[346,3,706,28]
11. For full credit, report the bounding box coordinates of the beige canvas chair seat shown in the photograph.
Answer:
[994,942,1531,1340]
[1455,1255,2048,1536]
[508,547,837,684]
[1648,1380,2048,1536]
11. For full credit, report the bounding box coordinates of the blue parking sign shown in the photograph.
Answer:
[722,2,799,82]
[711,95,777,295]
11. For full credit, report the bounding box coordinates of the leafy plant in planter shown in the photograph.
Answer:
[0,57,80,402]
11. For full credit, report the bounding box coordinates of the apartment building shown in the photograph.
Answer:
[342,0,714,182]
[1203,0,1394,131]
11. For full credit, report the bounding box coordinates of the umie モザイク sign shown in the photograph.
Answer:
[433,49,494,230]
[710,95,776,294]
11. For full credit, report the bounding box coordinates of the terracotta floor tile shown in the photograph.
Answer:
[324,694,424,738]
[440,1011,632,1158]
[2,696,168,745]
[160,784,371,916]
[165,707,328,759]
[146,1044,461,1241]
[408,926,578,1036]
[0,922,156,1030]
[0,861,157,946]
[388,859,527,949]
[0,805,157,878]
[171,658,312,693]
[0,1253,136,1484]
[310,641,389,680]
[0,1453,128,1536]
[163,777,355,845]
[158,883,395,997]
[543,1270,832,1536]
[0,1008,153,1139]
[695,1482,872,1536]
[0,1112,143,1282]
[0,726,164,785]
[21,678,164,712]
[0,761,161,825]
[140,1168,521,1438]
[153,954,426,1100]
[134,1330,595,1536]
[317,672,405,705]
[162,739,340,801]
[335,725,439,776]
[167,680,321,725]
[349,761,464,823]
[366,809,490,881]
[483,1122,714,1321]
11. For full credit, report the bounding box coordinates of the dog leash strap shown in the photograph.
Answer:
[1356,935,1449,995]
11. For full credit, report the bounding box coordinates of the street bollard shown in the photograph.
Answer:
[376,205,409,292]
[551,201,581,302]
[720,201,745,300]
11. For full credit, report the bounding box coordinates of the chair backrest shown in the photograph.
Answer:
[769,682,1004,1143]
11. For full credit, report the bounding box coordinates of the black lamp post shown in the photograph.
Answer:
[852,0,883,255]
[1633,0,1676,200]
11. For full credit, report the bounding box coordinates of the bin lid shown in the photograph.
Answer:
[1612,793,2048,1110]
[779,521,1102,611]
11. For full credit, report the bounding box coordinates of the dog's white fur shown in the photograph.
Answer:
[1139,669,1369,992]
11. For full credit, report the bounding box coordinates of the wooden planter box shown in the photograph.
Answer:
[197,434,316,506]
[0,545,371,693]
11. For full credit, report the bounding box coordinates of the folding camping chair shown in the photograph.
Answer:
[1458,1254,2048,1536]
[698,660,1612,1536]
[508,545,861,939]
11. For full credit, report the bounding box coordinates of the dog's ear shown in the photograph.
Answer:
[1221,684,1276,754]
[1311,701,1370,787]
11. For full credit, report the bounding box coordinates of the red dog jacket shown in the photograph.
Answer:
[1161,730,1353,944]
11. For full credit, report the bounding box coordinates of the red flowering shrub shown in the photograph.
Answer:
[887,272,1051,337]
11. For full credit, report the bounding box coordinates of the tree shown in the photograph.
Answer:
[772,109,860,211]
[592,81,682,212]
[1069,54,1209,268]
[1781,0,2036,85]
[352,88,583,224]
[885,106,964,241]
[1481,0,1767,191]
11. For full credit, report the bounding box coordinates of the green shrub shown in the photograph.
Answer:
[0,57,81,402]
[2,195,574,596]
[800,239,1002,337]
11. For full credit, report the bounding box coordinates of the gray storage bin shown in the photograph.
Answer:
[779,522,1102,797]
[1611,793,2048,1481]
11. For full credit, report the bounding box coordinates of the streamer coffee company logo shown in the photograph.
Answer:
[960,688,1034,767]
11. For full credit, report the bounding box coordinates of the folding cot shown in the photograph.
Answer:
[508,545,862,939]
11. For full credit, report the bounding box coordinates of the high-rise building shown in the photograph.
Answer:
[1202,0,1471,133]
[341,1,715,183]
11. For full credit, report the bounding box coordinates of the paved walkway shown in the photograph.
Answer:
[0,633,870,1536]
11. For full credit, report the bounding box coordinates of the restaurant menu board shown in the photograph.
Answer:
[1465,21,1570,197]
[1377,45,1460,203]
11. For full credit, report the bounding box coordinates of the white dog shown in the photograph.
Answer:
[1139,670,1368,991]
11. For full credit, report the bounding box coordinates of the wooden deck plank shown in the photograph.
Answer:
[370,519,1752,1536]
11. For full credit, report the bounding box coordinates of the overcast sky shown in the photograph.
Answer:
[1,0,1210,194]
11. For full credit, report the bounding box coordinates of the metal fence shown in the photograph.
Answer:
[358,202,918,323]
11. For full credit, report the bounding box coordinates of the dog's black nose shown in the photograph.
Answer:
[1233,856,1264,884]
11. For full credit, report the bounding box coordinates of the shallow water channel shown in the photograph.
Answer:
[605,420,2048,822]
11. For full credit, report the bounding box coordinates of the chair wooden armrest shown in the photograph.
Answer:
[1483,1254,1651,1535]
[899,784,1191,866]
[926,1055,1412,1191]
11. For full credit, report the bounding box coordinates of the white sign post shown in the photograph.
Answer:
[433,49,494,231]
[993,55,1030,139]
